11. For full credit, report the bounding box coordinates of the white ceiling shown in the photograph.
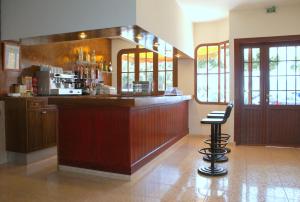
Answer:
[177,0,300,22]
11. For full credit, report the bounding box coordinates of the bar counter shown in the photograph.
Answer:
[48,95,191,176]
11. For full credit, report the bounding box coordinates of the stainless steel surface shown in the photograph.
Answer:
[36,70,82,96]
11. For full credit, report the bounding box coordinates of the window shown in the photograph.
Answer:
[121,53,135,92]
[268,46,300,105]
[118,48,177,94]
[195,41,230,103]
[139,52,154,86]
[243,48,261,105]
[158,54,173,91]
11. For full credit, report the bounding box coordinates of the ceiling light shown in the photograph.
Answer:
[79,32,87,39]
[136,34,142,40]
[153,42,159,47]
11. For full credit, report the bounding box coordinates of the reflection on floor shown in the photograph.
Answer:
[1,135,300,202]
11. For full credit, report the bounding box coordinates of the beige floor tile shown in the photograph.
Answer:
[0,136,297,202]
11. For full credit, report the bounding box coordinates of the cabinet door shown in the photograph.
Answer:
[41,107,57,147]
[27,109,43,152]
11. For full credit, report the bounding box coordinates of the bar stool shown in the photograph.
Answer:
[198,103,233,176]
[203,113,228,163]
[209,110,232,154]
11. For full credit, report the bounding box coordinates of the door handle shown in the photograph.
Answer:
[41,111,47,114]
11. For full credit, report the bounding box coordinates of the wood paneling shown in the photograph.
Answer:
[21,38,111,70]
[3,97,57,153]
[55,100,189,175]
[130,102,188,172]
[240,108,265,145]
[267,108,300,146]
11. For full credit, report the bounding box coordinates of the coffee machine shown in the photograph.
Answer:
[36,66,82,96]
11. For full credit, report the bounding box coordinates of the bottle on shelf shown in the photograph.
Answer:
[103,61,107,72]
[91,50,96,63]
[99,59,103,71]
[86,52,91,63]
[108,62,112,72]
[78,47,84,62]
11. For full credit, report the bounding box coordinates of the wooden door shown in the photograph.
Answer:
[235,36,300,146]
[266,45,300,146]
[41,106,57,147]
[27,109,43,151]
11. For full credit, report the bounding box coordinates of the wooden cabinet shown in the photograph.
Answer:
[4,98,57,153]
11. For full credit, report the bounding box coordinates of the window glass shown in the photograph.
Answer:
[243,48,261,105]
[119,49,176,93]
[158,54,173,91]
[269,45,300,105]
[121,53,135,92]
[196,41,230,103]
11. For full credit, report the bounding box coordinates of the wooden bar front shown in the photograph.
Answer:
[49,96,191,175]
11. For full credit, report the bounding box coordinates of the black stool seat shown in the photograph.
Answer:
[210,111,225,114]
[201,118,223,124]
[207,113,225,118]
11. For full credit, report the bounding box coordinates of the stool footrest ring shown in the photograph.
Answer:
[198,166,228,176]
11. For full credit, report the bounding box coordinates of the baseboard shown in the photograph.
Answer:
[7,146,57,165]
[0,152,7,165]
[59,165,131,181]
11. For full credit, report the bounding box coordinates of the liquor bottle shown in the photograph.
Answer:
[91,50,96,63]
[103,61,107,72]
[86,52,91,63]
[99,59,103,71]
[78,48,84,62]
[108,62,112,72]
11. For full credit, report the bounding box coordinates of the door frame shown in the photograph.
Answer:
[234,35,300,145]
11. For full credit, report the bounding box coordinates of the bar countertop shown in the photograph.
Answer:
[47,95,192,107]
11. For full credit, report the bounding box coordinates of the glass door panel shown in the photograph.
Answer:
[268,46,300,105]
[243,48,261,105]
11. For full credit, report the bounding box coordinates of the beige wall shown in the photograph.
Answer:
[178,18,233,137]
[229,5,300,40]
[136,0,194,58]
[0,101,6,164]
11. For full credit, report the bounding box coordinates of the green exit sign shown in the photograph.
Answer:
[266,6,276,13]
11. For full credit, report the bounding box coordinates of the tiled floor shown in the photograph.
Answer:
[1,135,300,202]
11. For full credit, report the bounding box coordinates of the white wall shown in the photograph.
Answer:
[230,5,300,40]
[136,0,194,58]
[0,101,6,164]
[111,38,136,88]
[178,18,232,137]
[1,0,136,40]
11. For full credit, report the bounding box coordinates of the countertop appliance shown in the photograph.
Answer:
[36,70,82,96]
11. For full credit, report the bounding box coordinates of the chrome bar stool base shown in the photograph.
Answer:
[225,147,231,153]
[198,166,228,176]
[203,155,228,163]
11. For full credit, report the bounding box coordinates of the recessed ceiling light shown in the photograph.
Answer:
[153,42,159,47]
[136,34,142,40]
[79,32,87,39]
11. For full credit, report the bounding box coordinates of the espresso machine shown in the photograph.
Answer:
[36,66,82,96]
